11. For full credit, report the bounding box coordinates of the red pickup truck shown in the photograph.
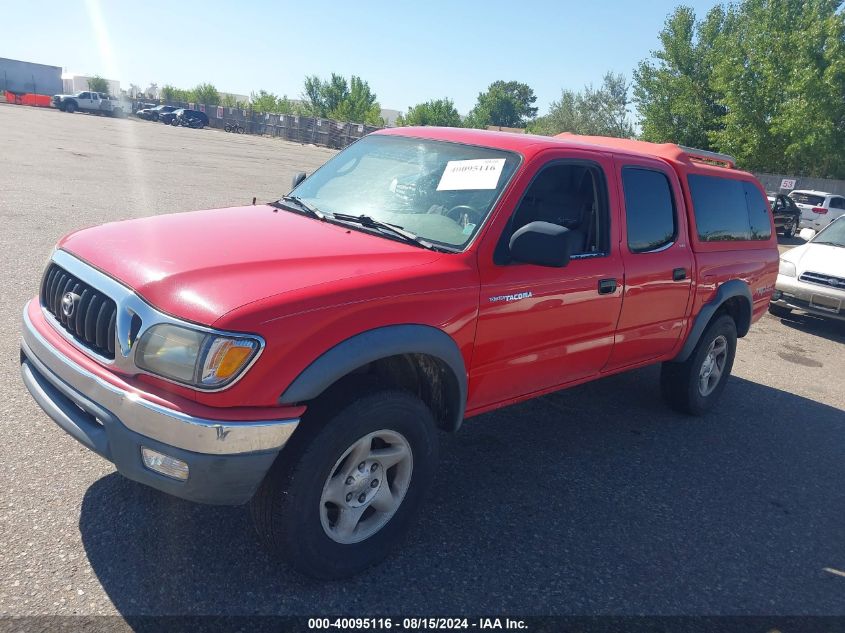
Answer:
[20,128,778,578]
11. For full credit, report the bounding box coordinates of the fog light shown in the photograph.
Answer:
[141,447,189,480]
[772,290,783,301]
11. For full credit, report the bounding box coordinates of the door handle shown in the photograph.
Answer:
[672,268,687,281]
[598,278,617,295]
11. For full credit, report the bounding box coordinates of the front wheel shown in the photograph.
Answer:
[65,101,77,113]
[250,389,438,579]
[661,314,737,415]
[224,123,232,132]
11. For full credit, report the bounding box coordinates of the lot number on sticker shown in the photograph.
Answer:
[437,159,506,191]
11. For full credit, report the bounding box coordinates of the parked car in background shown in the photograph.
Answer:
[767,193,802,237]
[158,108,180,125]
[133,103,157,118]
[136,104,177,121]
[166,108,208,128]
[789,190,845,232]
[53,91,123,116]
[771,218,845,321]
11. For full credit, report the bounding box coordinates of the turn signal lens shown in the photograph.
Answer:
[812,206,828,214]
[200,338,258,386]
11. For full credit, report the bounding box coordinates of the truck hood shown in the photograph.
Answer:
[781,242,845,275]
[58,204,442,325]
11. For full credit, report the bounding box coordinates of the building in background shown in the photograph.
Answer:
[380,109,400,127]
[220,91,250,106]
[61,73,120,96]
[0,57,62,96]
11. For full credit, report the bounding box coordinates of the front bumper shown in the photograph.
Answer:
[20,305,300,504]
[772,274,845,322]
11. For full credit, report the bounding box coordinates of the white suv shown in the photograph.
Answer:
[788,190,845,231]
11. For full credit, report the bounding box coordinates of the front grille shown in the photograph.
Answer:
[40,263,117,359]
[799,271,845,289]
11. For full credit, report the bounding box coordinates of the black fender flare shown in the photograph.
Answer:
[674,279,752,362]
[279,324,468,430]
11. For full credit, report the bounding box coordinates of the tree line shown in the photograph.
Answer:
[145,0,843,178]
[157,73,383,126]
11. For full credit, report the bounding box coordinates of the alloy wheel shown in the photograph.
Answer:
[319,429,413,544]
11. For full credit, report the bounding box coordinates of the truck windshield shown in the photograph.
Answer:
[289,135,520,249]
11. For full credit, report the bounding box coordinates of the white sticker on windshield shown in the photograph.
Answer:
[436,158,506,191]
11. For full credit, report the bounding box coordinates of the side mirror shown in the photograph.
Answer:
[291,172,307,190]
[799,228,816,241]
[509,221,571,267]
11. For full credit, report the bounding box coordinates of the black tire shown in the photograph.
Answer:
[65,101,77,113]
[224,123,232,132]
[250,388,438,579]
[661,314,737,416]
[769,304,792,318]
[237,125,244,134]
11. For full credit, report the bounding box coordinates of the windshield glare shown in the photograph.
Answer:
[812,218,845,246]
[289,135,519,249]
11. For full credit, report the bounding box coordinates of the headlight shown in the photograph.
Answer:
[135,324,261,389]
[778,259,797,277]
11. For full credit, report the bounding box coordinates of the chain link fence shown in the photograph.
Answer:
[131,99,381,149]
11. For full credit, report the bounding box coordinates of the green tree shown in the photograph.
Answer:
[301,74,382,125]
[161,84,178,101]
[250,90,278,112]
[529,72,635,138]
[87,75,109,95]
[709,0,845,177]
[396,98,462,127]
[634,0,845,177]
[465,80,538,129]
[191,83,220,106]
[633,5,726,149]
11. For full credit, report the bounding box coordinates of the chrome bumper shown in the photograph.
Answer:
[21,305,299,456]
[773,274,845,321]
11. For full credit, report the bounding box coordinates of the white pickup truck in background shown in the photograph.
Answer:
[52,91,125,116]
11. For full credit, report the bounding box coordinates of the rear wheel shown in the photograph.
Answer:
[250,388,438,579]
[661,314,737,415]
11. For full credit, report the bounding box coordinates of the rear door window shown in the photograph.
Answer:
[622,168,676,252]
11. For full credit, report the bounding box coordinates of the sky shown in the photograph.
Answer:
[2,0,723,116]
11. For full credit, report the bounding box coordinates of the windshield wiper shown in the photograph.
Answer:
[274,195,327,220]
[331,213,438,251]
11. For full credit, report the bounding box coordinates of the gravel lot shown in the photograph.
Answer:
[1,105,843,618]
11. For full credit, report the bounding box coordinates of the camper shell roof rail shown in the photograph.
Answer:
[677,145,736,168]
